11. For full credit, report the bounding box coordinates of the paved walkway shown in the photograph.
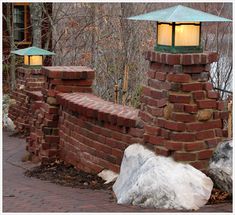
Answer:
[3,131,232,212]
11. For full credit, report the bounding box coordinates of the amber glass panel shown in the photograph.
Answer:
[175,23,200,46]
[157,23,172,46]
[24,56,43,65]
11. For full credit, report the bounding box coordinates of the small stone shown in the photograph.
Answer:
[173,65,183,73]
[197,109,213,121]
[83,182,88,186]
[164,103,173,119]
[46,97,57,105]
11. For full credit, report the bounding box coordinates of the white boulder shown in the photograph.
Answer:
[3,113,16,132]
[98,169,119,184]
[208,140,232,195]
[113,144,213,210]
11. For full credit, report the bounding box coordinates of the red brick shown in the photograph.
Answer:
[142,86,151,97]
[192,54,200,64]
[160,128,170,139]
[215,128,223,137]
[147,106,164,117]
[171,113,195,123]
[182,83,203,92]
[198,150,214,160]
[160,53,167,63]
[155,147,170,157]
[182,54,193,65]
[139,111,153,123]
[184,104,198,113]
[158,119,186,132]
[192,91,205,100]
[196,130,215,140]
[184,142,205,151]
[207,91,219,99]
[173,152,196,161]
[208,52,218,63]
[147,70,156,79]
[129,128,144,138]
[167,73,191,83]
[217,101,227,111]
[151,89,167,99]
[204,83,213,91]
[205,138,222,148]
[183,65,205,73]
[170,132,195,142]
[145,125,161,136]
[190,161,208,170]
[166,54,181,65]
[150,62,161,70]
[187,120,222,132]
[201,54,207,64]
[148,79,171,90]
[197,100,217,109]
[155,72,166,81]
[165,141,183,150]
[146,135,165,146]
[173,104,185,112]
[169,94,191,104]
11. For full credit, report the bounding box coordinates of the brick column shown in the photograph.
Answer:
[140,51,227,171]
[8,67,45,135]
[26,66,95,163]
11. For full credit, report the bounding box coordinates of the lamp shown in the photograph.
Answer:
[128,5,231,53]
[11,46,55,67]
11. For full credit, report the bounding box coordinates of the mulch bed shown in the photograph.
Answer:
[24,160,231,205]
[24,160,114,190]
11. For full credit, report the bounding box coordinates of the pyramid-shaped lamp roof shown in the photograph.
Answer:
[11,46,55,56]
[128,5,232,22]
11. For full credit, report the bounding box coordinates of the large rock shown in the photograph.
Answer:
[208,140,232,195]
[113,144,213,210]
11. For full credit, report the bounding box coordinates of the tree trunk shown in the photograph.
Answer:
[6,4,16,90]
[30,3,43,47]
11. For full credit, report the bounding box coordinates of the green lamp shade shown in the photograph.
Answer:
[128,5,232,53]
[11,46,55,66]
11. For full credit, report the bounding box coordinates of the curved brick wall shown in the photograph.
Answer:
[140,51,228,171]
[57,92,144,173]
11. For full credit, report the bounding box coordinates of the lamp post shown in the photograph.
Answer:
[11,46,55,67]
[128,5,231,53]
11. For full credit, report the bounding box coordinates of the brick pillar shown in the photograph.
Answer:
[8,67,45,135]
[140,51,227,171]
[26,66,95,162]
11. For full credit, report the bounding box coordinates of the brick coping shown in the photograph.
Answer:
[145,50,218,65]
[57,92,140,127]
[25,90,43,101]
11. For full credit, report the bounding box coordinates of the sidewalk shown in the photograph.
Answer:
[3,131,232,212]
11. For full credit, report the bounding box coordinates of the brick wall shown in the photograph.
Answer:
[26,66,97,162]
[57,93,143,173]
[8,67,45,135]
[9,55,229,173]
[140,51,228,171]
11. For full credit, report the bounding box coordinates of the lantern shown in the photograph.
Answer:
[11,46,55,66]
[128,5,231,53]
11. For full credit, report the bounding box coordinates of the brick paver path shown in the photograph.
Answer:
[3,131,232,212]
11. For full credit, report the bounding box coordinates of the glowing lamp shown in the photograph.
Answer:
[128,5,231,53]
[11,46,55,66]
